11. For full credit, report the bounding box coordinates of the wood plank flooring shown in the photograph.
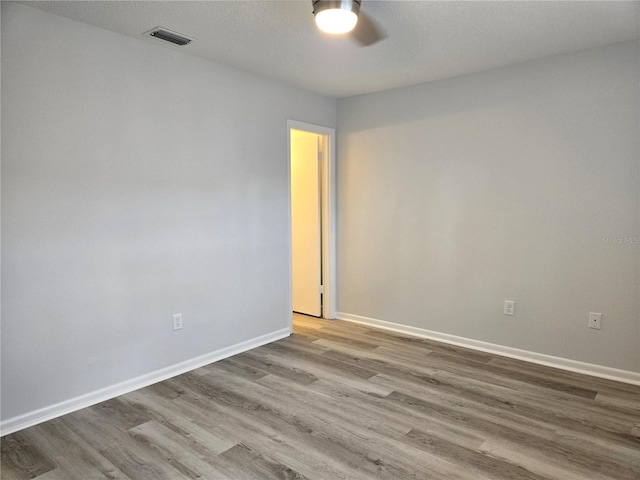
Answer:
[2,314,639,479]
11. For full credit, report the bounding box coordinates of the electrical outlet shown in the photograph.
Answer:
[589,312,602,330]
[173,313,183,331]
[504,300,515,316]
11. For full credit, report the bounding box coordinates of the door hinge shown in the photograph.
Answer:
[319,285,324,294]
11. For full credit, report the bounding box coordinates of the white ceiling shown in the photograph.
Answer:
[15,0,640,98]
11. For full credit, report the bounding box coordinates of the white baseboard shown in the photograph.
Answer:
[1,327,291,437]
[337,312,640,386]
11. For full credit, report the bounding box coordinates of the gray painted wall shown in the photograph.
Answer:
[337,41,640,372]
[1,3,336,421]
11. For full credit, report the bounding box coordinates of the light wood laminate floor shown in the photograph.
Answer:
[2,314,639,479]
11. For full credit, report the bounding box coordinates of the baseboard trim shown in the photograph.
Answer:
[337,312,640,386]
[1,327,291,437]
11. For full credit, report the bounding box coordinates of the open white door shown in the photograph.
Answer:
[290,129,322,317]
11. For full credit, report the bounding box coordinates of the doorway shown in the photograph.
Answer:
[287,120,336,324]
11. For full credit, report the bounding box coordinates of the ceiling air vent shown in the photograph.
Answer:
[144,27,194,46]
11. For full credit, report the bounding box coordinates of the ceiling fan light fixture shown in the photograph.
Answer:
[313,0,360,35]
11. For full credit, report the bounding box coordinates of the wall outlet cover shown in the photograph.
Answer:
[589,312,602,330]
[173,313,183,331]
[504,300,515,316]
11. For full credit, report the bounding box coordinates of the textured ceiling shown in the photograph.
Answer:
[14,0,640,98]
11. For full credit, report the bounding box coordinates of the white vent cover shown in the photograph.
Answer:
[143,27,194,46]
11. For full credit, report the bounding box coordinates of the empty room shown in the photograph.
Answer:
[1,1,639,479]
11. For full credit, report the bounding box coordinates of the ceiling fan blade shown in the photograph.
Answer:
[352,10,386,47]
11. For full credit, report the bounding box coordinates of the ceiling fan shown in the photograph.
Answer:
[312,0,386,47]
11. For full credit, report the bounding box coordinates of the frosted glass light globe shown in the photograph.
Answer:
[315,8,358,34]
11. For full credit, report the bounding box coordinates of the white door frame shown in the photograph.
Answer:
[287,120,337,324]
